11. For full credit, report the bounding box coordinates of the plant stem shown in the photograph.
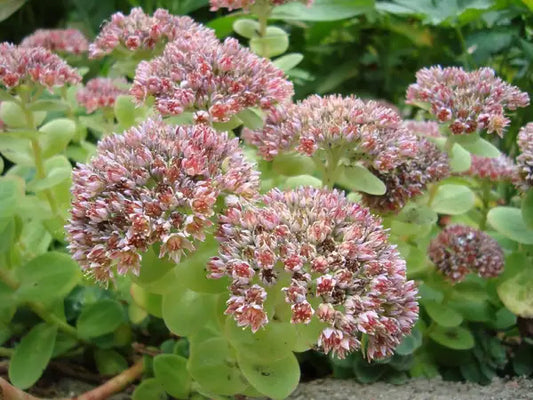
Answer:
[0,269,82,342]
[0,378,41,400]
[427,183,439,207]
[21,103,59,214]
[455,25,474,69]
[73,359,144,400]
[253,0,273,58]
[0,347,14,357]
[479,181,491,230]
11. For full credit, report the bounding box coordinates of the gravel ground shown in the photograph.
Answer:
[289,377,533,400]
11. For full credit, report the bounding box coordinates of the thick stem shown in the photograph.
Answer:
[253,0,273,58]
[21,104,59,214]
[0,378,41,400]
[72,359,144,400]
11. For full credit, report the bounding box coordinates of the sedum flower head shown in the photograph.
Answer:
[428,225,504,283]
[89,8,216,59]
[0,43,81,90]
[517,123,533,190]
[210,0,312,11]
[20,29,89,55]
[131,36,293,123]
[77,77,129,113]
[243,95,418,173]
[464,154,516,182]
[66,117,259,283]
[362,138,449,213]
[403,120,441,138]
[406,66,529,136]
[209,187,418,360]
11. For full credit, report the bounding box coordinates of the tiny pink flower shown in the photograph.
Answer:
[131,36,293,123]
[20,29,89,54]
[76,77,129,113]
[463,154,516,182]
[406,66,529,136]
[243,95,418,174]
[0,42,81,91]
[361,137,450,213]
[66,117,259,283]
[428,225,504,283]
[209,187,418,359]
[516,123,533,191]
[89,8,216,59]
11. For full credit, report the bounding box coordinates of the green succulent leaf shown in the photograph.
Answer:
[423,300,463,327]
[94,349,128,375]
[521,188,533,229]
[232,18,259,39]
[250,26,289,58]
[497,269,533,318]
[487,207,533,244]
[188,336,248,395]
[153,354,191,399]
[272,153,315,177]
[336,164,386,195]
[284,174,322,188]
[38,118,76,158]
[237,352,300,400]
[9,323,57,389]
[273,53,304,71]
[430,184,475,215]
[77,299,125,339]
[429,326,475,350]
[15,251,81,303]
[132,378,167,400]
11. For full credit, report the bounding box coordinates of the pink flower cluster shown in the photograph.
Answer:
[66,117,259,283]
[76,77,129,113]
[403,120,441,138]
[243,95,418,173]
[131,36,293,122]
[362,138,449,213]
[0,43,81,90]
[406,66,529,136]
[464,154,516,182]
[209,0,312,11]
[517,123,533,191]
[89,8,216,59]
[208,187,418,360]
[20,29,89,55]
[428,225,504,283]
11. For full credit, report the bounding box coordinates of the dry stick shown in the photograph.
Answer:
[70,359,144,400]
[0,377,41,400]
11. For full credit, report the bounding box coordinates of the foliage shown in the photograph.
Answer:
[0,0,532,399]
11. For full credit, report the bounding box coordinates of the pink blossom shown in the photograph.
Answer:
[516,123,533,191]
[428,225,504,283]
[131,36,293,123]
[209,187,418,359]
[66,117,259,283]
[406,66,529,136]
[89,8,216,59]
[210,0,313,11]
[243,95,419,174]
[76,77,129,113]
[0,42,81,91]
[463,154,516,182]
[20,29,89,55]
[362,138,449,213]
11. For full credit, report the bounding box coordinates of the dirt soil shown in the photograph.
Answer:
[289,377,533,400]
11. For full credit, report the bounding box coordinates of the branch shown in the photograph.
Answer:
[71,359,144,400]
[0,378,41,400]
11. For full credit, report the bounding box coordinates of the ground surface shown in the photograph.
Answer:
[289,377,533,400]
